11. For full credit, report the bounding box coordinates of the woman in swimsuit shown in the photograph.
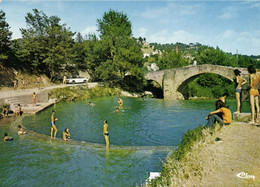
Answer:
[103,120,109,147]
[248,65,260,123]
[234,69,247,113]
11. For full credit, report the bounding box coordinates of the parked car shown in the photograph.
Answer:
[66,77,89,84]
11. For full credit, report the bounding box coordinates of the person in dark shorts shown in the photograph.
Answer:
[103,120,109,147]
[50,110,58,139]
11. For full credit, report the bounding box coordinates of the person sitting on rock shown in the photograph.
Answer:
[205,100,232,127]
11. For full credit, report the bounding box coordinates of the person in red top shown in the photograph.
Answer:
[206,100,232,127]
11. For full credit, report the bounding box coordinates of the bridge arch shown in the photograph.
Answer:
[145,64,248,100]
[177,73,234,99]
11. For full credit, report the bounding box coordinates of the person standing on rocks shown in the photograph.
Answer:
[37,76,41,90]
[248,65,260,123]
[32,92,37,107]
[234,69,247,114]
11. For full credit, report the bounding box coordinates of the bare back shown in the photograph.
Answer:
[250,73,260,90]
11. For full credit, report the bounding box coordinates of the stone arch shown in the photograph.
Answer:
[145,79,163,98]
[177,72,234,99]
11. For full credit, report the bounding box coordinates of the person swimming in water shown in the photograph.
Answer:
[248,65,260,123]
[3,132,13,141]
[17,125,27,135]
[103,120,109,147]
[117,97,123,107]
[89,102,95,107]
[234,69,247,113]
[62,128,71,141]
[50,110,58,139]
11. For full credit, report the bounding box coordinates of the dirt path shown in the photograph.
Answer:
[178,123,260,187]
[0,82,99,100]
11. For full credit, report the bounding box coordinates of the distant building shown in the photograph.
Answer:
[147,63,159,71]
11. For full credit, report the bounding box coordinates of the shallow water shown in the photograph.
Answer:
[0,97,249,186]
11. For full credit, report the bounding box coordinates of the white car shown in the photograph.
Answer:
[66,77,89,84]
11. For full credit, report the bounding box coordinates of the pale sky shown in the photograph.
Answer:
[1,0,260,55]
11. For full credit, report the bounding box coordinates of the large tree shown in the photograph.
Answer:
[0,10,12,66]
[17,9,75,80]
[86,10,144,91]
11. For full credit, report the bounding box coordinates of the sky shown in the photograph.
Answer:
[1,0,260,56]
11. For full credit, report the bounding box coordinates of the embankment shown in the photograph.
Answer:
[148,123,260,187]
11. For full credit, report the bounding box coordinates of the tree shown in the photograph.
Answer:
[85,10,144,91]
[0,10,12,66]
[158,49,188,70]
[17,9,75,80]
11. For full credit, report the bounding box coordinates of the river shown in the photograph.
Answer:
[0,97,250,186]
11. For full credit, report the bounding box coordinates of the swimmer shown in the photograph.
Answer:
[62,128,71,141]
[234,69,247,113]
[89,102,95,107]
[115,108,119,112]
[50,110,58,139]
[3,132,13,141]
[17,125,27,135]
[16,104,22,116]
[248,65,260,123]
[32,92,37,107]
[117,97,123,107]
[103,119,109,147]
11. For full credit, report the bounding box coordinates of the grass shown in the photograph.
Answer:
[148,124,222,186]
[48,85,121,102]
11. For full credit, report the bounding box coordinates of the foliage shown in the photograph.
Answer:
[48,85,121,101]
[84,10,144,91]
[0,10,12,66]
[149,124,221,186]
[14,9,76,81]
[187,74,234,99]
[158,49,188,69]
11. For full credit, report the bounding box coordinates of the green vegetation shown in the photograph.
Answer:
[1,9,145,92]
[148,124,222,186]
[1,8,259,98]
[48,85,121,102]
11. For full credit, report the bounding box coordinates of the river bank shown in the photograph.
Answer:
[148,122,260,186]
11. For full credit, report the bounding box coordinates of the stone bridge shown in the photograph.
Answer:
[145,64,249,100]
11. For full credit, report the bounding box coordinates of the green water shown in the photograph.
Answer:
[0,97,250,186]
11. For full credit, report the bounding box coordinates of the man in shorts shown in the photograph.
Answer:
[50,110,58,139]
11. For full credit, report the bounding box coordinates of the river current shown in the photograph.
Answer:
[0,97,249,186]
